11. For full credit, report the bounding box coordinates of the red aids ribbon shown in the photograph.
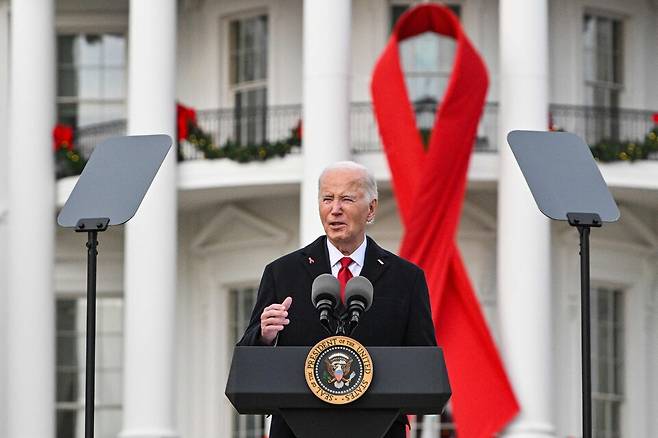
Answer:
[371,5,519,437]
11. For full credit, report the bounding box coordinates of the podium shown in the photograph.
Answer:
[226,346,451,438]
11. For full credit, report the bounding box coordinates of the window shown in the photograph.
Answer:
[583,15,623,107]
[229,286,268,438]
[57,33,127,128]
[229,15,268,145]
[390,3,460,143]
[583,14,623,140]
[591,287,624,438]
[391,4,460,104]
[408,410,456,438]
[56,297,123,438]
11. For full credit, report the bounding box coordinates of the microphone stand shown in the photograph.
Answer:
[335,319,347,336]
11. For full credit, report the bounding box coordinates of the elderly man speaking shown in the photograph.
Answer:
[238,161,436,438]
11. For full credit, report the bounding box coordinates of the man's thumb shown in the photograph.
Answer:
[282,296,292,310]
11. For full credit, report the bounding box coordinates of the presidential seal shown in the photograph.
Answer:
[304,336,373,405]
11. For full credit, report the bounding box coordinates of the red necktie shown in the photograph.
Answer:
[338,257,353,303]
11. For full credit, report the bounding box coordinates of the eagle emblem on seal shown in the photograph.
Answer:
[324,352,357,389]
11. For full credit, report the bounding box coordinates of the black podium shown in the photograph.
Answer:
[226,346,451,438]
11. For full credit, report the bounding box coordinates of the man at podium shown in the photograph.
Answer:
[238,161,436,438]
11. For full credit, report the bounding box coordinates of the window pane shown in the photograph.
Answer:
[56,370,79,402]
[234,88,267,145]
[610,401,621,434]
[103,69,125,99]
[102,35,125,67]
[78,67,102,99]
[56,409,79,438]
[57,33,126,128]
[230,15,268,86]
[583,15,623,88]
[77,103,107,126]
[77,35,102,66]
[106,103,127,123]
[97,370,122,405]
[58,66,78,98]
[98,298,123,332]
[57,334,79,367]
[230,287,265,438]
[593,398,606,432]
[393,5,459,110]
[95,409,122,438]
[583,13,623,113]
[57,102,78,126]
[592,287,624,437]
[56,297,123,438]
[612,21,623,83]
[58,35,76,65]
[57,300,77,331]
[97,335,123,368]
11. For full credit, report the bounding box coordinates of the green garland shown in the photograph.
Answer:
[55,147,87,178]
[590,127,658,162]
[184,121,301,162]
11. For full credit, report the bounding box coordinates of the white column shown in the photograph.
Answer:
[300,0,352,245]
[6,1,56,438]
[498,1,554,437]
[0,1,10,435]
[120,0,178,437]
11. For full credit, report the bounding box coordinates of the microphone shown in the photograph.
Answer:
[311,274,340,334]
[344,276,373,335]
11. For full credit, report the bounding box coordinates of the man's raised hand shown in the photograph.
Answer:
[260,296,292,345]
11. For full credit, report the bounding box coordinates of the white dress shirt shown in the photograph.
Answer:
[326,236,367,278]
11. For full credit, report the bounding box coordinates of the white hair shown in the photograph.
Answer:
[318,161,378,202]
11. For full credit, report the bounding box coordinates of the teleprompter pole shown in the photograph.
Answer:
[77,218,110,438]
[578,225,591,438]
[57,134,173,438]
[85,230,98,438]
[567,212,601,438]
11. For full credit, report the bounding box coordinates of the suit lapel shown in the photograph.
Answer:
[300,236,331,279]
[359,236,391,285]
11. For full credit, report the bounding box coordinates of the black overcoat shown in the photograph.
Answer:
[237,235,437,437]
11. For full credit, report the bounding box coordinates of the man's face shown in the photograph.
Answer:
[318,168,377,252]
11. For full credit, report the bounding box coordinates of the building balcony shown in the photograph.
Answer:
[57,103,658,203]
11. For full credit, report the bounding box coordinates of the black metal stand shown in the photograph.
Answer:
[76,218,110,438]
[320,308,351,337]
[567,212,601,438]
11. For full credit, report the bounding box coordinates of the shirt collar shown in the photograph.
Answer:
[326,236,367,268]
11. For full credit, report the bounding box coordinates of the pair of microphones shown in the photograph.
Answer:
[311,273,373,336]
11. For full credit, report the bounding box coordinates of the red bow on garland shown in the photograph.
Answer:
[177,103,197,140]
[372,5,519,437]
[53,124,74,151]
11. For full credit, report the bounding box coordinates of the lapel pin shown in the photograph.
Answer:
[308,257,315,264]
[377,259,384,265]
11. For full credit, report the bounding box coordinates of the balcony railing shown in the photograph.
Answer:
[59,102,656,179]
[351,101,499,153]
[549,104,656,146]
[178,105,303,161]
[76,119,127,161]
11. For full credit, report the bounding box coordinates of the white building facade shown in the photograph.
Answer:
[0,1,657,438]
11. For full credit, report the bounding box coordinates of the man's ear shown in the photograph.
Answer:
[367,198,378,223]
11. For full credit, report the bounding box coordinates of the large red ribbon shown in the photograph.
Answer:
[371,5,519,437]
